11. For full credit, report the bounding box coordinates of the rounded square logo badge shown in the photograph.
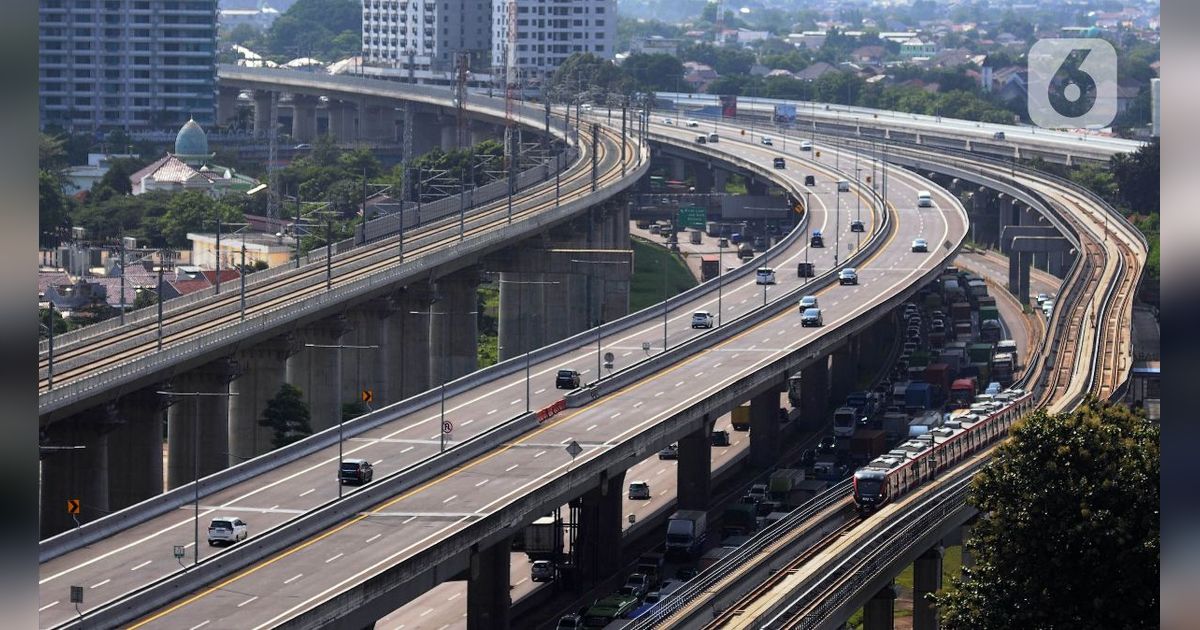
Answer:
[1028,38,1118,129]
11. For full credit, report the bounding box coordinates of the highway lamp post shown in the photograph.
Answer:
[804,191,811,284]
[571,258,631,375]
[304,343,378,498]
[223,223,251,319]
[498,278,560,412]
[156,390,237,567]
[411,307,477,452]
[43,304,55,387]
[855,166,863,249]
[718,239,725,326]
[835,187,842,268]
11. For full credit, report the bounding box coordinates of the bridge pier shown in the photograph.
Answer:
[342,298,395,408]
[217,87,241,128]
[913,546,944,630]
[287,316,351,433]
[108,389,166,511]
[799,359,829,429]
[677,419,713,510]
[393,285,433,399]
[430,268,480,384]
[830,340,857,405]
[40,406,118,537]
[669,156,686,181]
[252,90,275,138]
[440,123,457,152]
[291,94,320,143]
[229,335,295,464]
[326,100,357,143]
[466,535,512,630]
[497,271,548,359]
[411,111,442,156]
[576,470,625,586]
[863,581,897,630]
[167,359,235,489]
[749,387,782,468]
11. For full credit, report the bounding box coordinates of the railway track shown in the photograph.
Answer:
[38,123,635,396]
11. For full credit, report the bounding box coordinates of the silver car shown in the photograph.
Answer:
[798,295,819,311]
[801,308,823,327]
[838,268,858,285]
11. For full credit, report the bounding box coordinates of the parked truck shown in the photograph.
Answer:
[787,375,803,408]
[697,545,735,570]
[700,256,720,282]
[967,342,995,365]
[705,221,721,237]
[524,516,563,561]
[882,411,911,441]
[949,377,978,408]
[731,405,751,431]
[850,429,887,460]
[636,552,665,588]
[904,382,933,412]
[720,503,758,537]
[924,362,951,395]
[665,510,708,559]
[992,352,1015,385]
[950,301,973,324]
[689,228,703,244]
[768,468,807,503]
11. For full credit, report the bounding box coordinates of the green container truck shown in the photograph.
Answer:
[967,342,995,365]
[979,305,1000,324]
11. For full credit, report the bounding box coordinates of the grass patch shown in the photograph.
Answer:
[630,236,698,312]
[477,285,499,367]
[843,545,965,629]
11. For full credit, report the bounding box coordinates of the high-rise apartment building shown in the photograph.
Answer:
[491,0,616,85]
[38,0,219,132]
[360,0,491,84]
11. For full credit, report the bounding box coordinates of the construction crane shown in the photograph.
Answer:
[503,0,519,199]
[455,51,469,149]
[713,0,725,44]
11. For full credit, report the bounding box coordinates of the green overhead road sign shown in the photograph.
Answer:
[678,206,707,229]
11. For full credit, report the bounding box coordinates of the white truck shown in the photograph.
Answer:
[524,515,562,561]
[665,510,708,559]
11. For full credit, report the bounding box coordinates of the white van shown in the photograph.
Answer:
[837,180,850,192]
[917,191,933,208]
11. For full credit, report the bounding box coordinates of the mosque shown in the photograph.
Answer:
[129,118,259,197]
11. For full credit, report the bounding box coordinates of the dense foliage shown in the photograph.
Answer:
[936,398,1159,629]
[260,384,313,449]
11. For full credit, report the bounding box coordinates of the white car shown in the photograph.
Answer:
[760,136,774,146]
[755,267,776,285]
[686,119,700,127]
[661,117,674,125]
[839,268,859,285]
[798,295,819,311]
[207,516,248,546]
[912,238,929,252]
[531,560,555,582]
[800,140,813,151]
[628,480,651,500]
[691,311,714,328]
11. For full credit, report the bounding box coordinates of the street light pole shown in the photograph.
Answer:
[717,239,724,326]
[304,343,377,498]
[804,191,811,283]
[156,263,164,351]
[240,242,247,320]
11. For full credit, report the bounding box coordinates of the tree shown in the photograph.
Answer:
[936,398,1158,630]
[259,383,313,449]
[545,53,631,103]
[158,191,244,247]
[39,307,71,339]
[621,53,685,93]
[91,157,144,200]
[263,0,360,61]
[1111,139,1159,214]
[39,170,71,247]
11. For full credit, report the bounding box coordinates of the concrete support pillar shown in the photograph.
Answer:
[392,285,433,399]
[960,521,975,573]
[713,169,729,193]
[287,316,351,434]
[498,271,546,360]
[291,94,319,143]
[799,360,829,428]
[430,268,480,384]
[576,471,625,586]
[411,112,442,156]
[252,90,275,138]
[676,421,712,511]
[467,536,512,630]
[167,360,234,490]
[217,87,240,127]
[229,335,295,464]
[670,156,686,181]
[863,582,897,630]
[109,389,166,511]
[1018,251,1032,306]
[830,343,856,404]
[913,546,944,630]
[326,101,353,142]
[440,124,457,152]
[468,122,493,146]
[341,299,394,407]
[693,168,714,194]
[40,406,118,537]
[749,388,781,468]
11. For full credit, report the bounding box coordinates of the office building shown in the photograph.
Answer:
[490,0,616,86]
[360,0,491,85]
[39,0,219,132]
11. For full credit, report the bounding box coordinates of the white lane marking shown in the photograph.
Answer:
[403,516,419,524]
[130,560,151,571]
[695,372,704,378]
[420,609,434,617]
[442,495,458,504]
[731,353,740,359]
[462,419,474,426]
[776,330,785,336]
[586,424,598,432]
[713,362,722,368]
[675,381,684,387]
[514,578,528,586]
[189,621,210,630]
[793,323,800,327]
[633,401,644,408]
[448,592,462,601]
[39,601,59,612]
[476,479,489,487]
[610,412,621,419]
[622,351,632,357]
[183,542,195,549]
[284,573,303,584]
[299,488,316,497]
[238,596,259,608]
[654,391,664,397]
[401,446,415,454]
[510,399,521,405]
[366,533,382,543]
[656,468,667,476]
[326,553,343,564]
[373,459,383,465]
[487,409,497,415]
[534,450,546,458]
[90,579,110,589]
[534,388,546,394]
[506,464,520,472]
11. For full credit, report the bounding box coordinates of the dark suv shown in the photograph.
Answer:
[556,369,581,389]
[339,458,374,485]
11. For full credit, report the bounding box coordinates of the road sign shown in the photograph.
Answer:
[173,545,185,560]
[69,585,83,604]
[361,389,373,403]
[677,206,707,229]
[565,440,583,458]
[442,420,453,434]
[66,499,80,514]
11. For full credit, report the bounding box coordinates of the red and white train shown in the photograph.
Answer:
[852,389,1034,514]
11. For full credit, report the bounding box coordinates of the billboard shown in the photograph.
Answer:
[773,104,797,124]
[719,94,738,118]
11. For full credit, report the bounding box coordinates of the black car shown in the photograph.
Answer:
[800,449,816,468]
[711,430,731,446]
[818,436,837,453]
[339,458,374,485]
[555,369,581,389]
[658,443,679,460]
[850,219,865,233]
